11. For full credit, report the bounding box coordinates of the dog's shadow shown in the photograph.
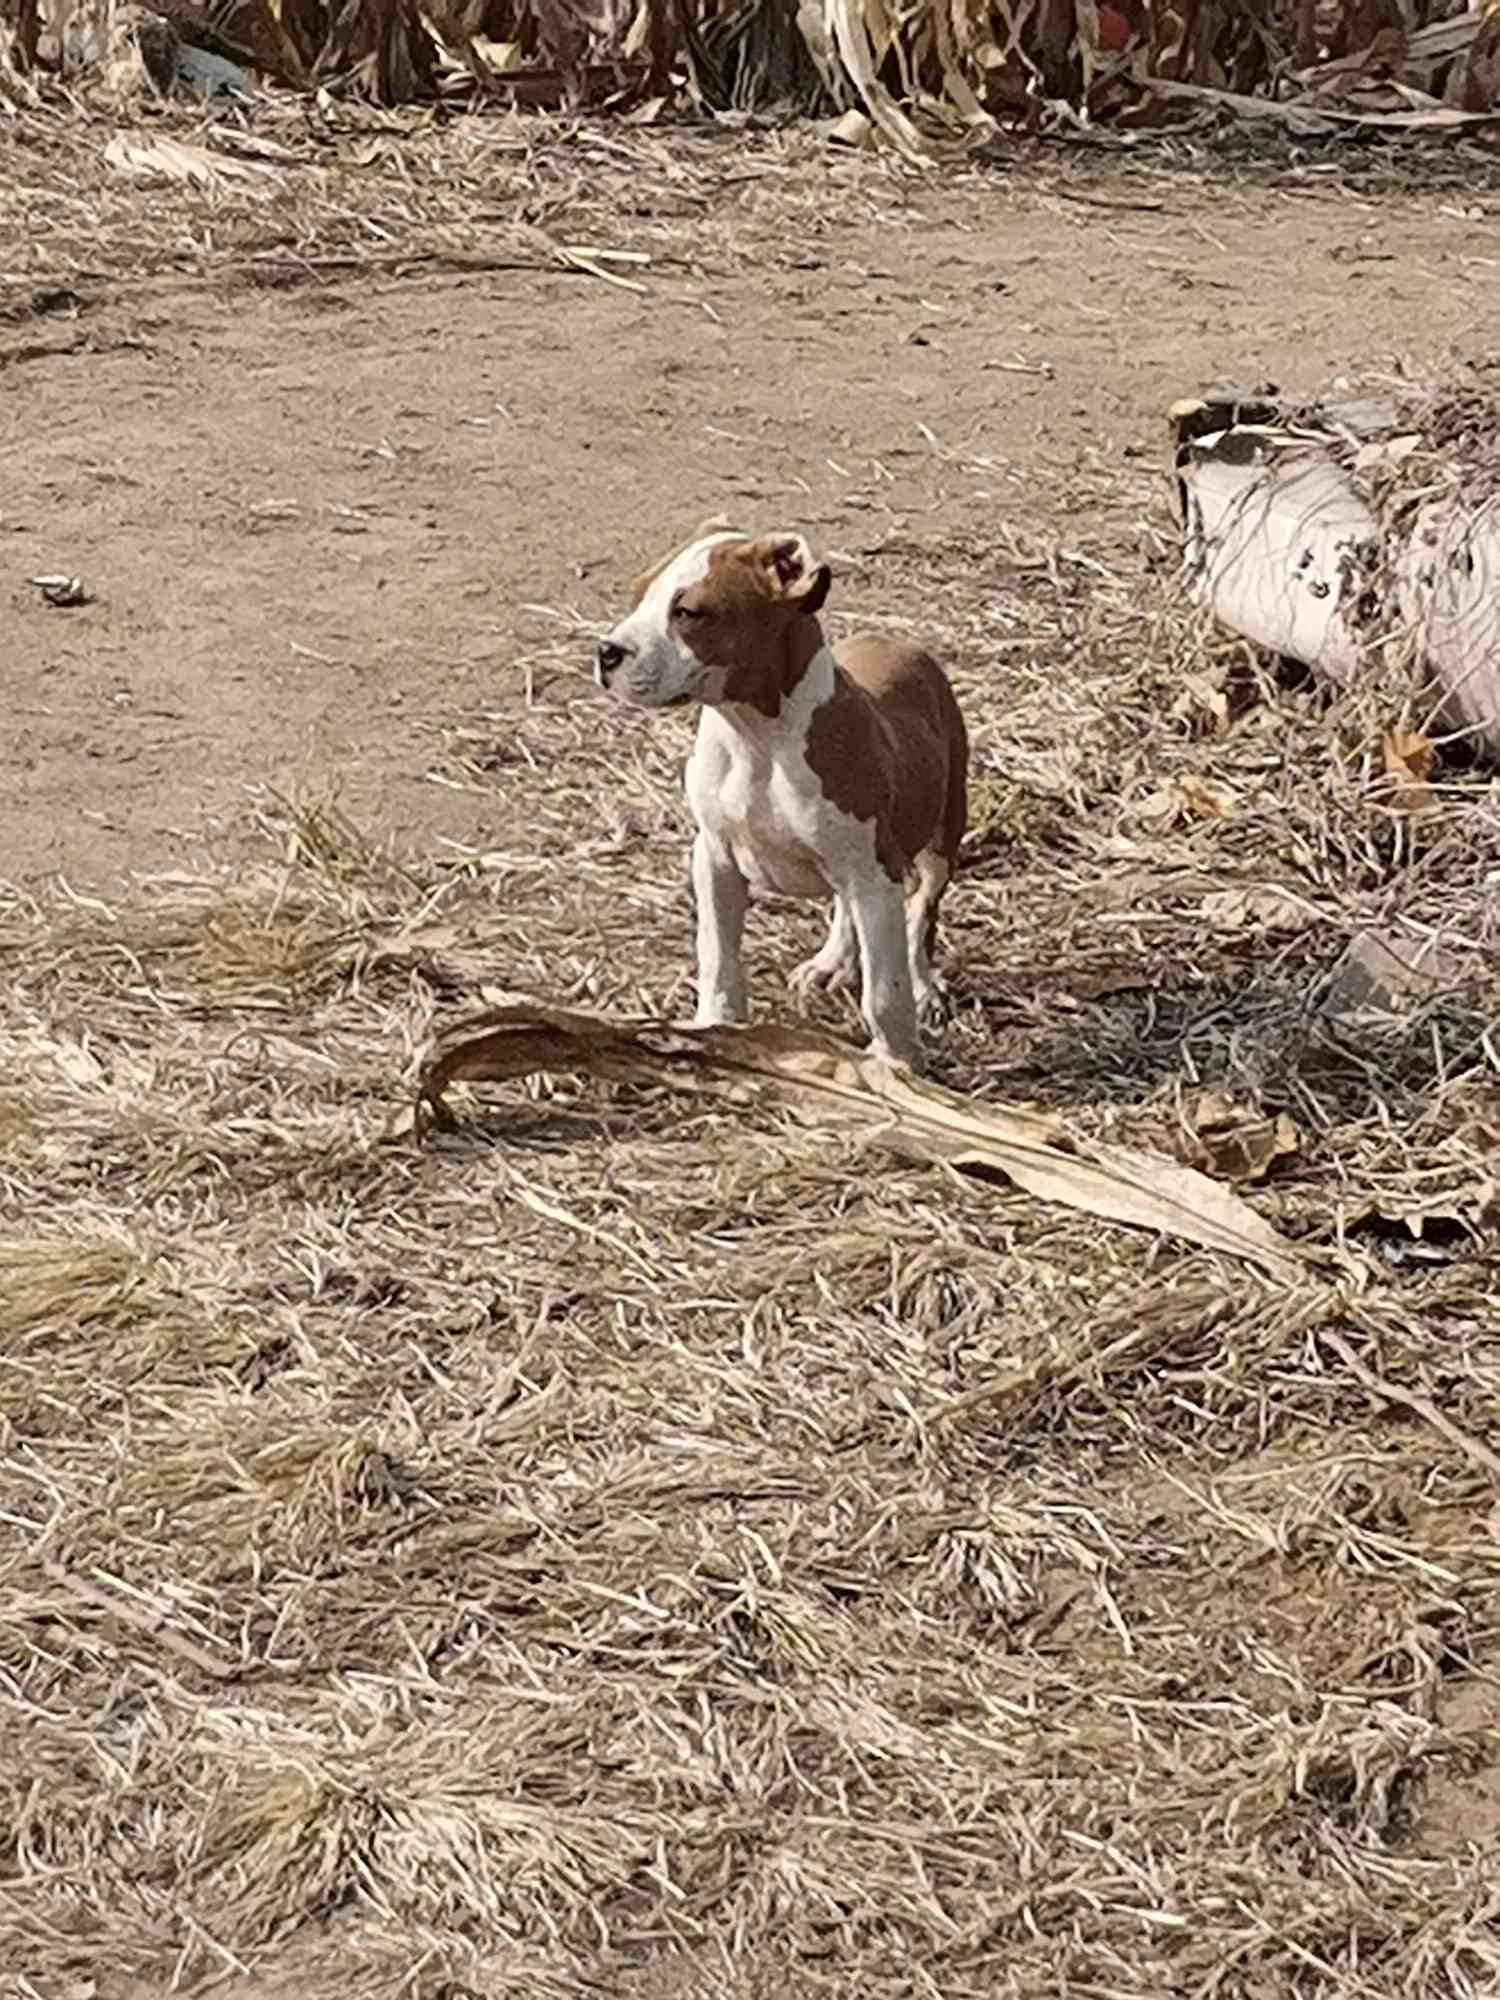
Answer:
[420,1106,631,1157]
[925,952,1487,1133]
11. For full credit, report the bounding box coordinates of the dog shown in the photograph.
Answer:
[595,523,968,1072]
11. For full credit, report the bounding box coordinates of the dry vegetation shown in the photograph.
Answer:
[4,411,1500,1994]
[3,0,1500,139]
[3,6,1500,1987]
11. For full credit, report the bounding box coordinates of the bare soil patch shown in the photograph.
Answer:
[4,119,1497,886]
[4,113,1500,2000]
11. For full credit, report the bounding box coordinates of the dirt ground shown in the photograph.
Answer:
[5,140,1494,887]
[6,116,1500,2000]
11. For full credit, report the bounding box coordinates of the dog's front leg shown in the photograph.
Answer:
[692,832,749,1026]
[847,871,921,1070]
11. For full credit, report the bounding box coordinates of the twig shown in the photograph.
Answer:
[1321,1328,1500,1482]
[1050,186,1166,213]
[42,1560,242,1681]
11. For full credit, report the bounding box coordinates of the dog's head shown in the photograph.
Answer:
[594,523,831,718]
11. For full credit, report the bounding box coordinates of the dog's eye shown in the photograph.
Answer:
[673,597,703,622]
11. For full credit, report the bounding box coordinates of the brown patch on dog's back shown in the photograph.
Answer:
[805,636,968,881]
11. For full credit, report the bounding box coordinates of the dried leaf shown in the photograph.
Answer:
[1380,724,1437,813]
[1135,775,1241,831]
[1177,1088,1299,1186]
[411,1002,1304,1277]
[1170,672,1231,738]
[1199,885,1314,934]
[103,132,272,189]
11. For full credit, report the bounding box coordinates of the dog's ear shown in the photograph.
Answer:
[627,550,673,609]
[627,517,741,607]
[690,512,736,542]
[752,533,832,616]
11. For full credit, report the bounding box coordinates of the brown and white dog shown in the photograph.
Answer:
[595,524,968,1071]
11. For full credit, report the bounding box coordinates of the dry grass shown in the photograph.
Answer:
[0,97,931,324]
[5,86,1500,363]
[4,421,1500,1996]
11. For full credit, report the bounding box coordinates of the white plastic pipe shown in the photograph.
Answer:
[1176,429,1377,686]
[1174,400,1500,760]
[1394,493,1500,753]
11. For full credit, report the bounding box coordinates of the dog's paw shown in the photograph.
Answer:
[787,958,822,1003]
[869,1035,924,1075]
[789,955,857,1003]
[914,976,953,1032]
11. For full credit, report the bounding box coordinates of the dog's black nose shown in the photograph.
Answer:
[596,640,627,680]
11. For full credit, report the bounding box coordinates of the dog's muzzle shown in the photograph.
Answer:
[596,639,628,688]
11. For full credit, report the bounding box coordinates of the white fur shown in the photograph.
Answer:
[598,533,935,1070]
[684,648,920,1068]
[598,533,741,710]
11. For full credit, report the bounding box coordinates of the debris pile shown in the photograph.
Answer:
[1174,371,1500,765]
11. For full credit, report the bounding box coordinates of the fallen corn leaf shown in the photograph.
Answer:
[407,1002,1305,1277]
[104,132,273,189]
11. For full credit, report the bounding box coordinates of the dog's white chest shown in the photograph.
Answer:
[688,724,831,902]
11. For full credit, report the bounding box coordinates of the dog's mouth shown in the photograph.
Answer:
[663,693,693,709]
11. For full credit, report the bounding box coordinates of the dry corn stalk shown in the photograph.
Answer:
[3,0,1494,121]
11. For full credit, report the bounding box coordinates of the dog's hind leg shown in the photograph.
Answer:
[909,736,966,1028]
[906,850,952,1029]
